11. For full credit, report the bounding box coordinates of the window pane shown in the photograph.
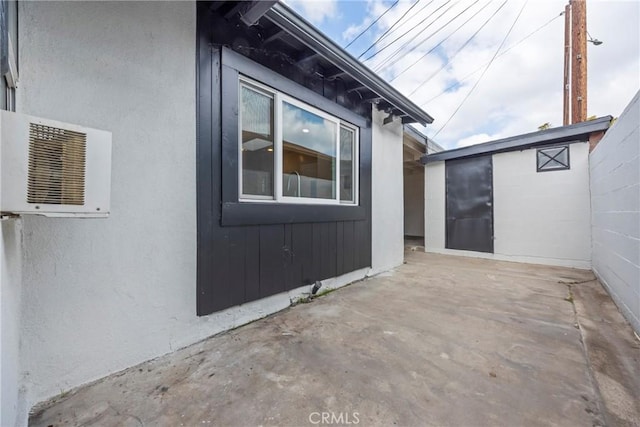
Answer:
[554,148,568,166]
[538,146,569,171]
[282,101,336,200]
[241,85,274,197]
[340,126,355,202]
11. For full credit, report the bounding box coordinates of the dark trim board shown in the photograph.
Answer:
[196,4,372,316]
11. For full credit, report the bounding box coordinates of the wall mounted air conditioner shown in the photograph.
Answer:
[0,110,112,217]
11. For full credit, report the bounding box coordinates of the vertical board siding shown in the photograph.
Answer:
[259,225,287,298]
[336,222,345,276]
[244,226,261,302]
[227,227,247,307]
[343,221,355,273]
[196,4,372,316]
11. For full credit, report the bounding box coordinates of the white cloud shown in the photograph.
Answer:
[285,0,339,25]
[296,0,639,150]
[456,133,493,148]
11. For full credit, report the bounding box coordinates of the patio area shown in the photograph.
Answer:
[30,251,639,426]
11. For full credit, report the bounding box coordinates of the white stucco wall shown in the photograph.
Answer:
[590,91,640,334]
[1,219,23,427]
[424,161,445,251]
[403,169,424,237]
[493,143,592,268]
[424,143,592,269]
[15,2,201,420]
[371,107,404,274]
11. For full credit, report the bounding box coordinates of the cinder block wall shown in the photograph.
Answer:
[590,91,640,334]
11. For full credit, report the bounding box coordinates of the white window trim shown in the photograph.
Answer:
[238,76,359,206]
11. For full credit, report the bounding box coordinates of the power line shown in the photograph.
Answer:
[363,0,455,64]
[375,0,437,46]
[388,0,493,81]
[375,0,479,73]
[344,0,400,49]
[357,0,427,59]
[406,0,507,93]
[432,0,529,139]
[420,11,562,106]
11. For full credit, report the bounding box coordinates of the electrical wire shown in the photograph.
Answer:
[420,11,562,105]
[388,0,494,81]
[364,0,455,64]
[358,0,427,59]
[374,0,479,73]
[431,0,529,138]
[344,0,401,49]
[407,0,508,93]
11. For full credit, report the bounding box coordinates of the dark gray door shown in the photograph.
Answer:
[445,155,493,253]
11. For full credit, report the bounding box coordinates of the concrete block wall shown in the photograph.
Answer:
[590,91,640,334]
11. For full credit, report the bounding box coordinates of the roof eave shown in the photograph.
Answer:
[422,116,613,164]
[263,2,434,126]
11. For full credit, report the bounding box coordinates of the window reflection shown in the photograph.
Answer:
[282,102,336,200]
[340,126,355,202]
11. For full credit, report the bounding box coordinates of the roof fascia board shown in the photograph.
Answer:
[422,116,612,164]
[263,2,434,126]
[403,125,444,153]
[426,139,444,153]
[403,125,427,146]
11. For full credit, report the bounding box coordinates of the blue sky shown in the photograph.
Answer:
[285,0,640,150]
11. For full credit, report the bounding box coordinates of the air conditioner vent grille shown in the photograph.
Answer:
[27,123,87,205]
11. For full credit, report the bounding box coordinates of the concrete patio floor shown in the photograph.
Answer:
[30,251,639,427]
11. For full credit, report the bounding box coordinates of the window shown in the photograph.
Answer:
[240,83,274,198]
[239,78,358,205]
[537,145,570,172]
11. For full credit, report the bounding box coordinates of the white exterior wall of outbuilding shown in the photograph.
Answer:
[424,142,592,269]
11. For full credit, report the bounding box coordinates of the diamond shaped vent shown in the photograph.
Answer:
[27,123,87,205]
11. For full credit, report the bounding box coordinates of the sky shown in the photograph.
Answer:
[284,0,640,150]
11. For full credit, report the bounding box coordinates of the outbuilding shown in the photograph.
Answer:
[422,117,612,269]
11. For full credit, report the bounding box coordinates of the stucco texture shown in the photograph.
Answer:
[1,219,22,427]
[17,0,200,415]
[371,107,404,274]
[13,4,405,423]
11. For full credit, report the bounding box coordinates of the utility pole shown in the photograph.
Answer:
[563,4,571,125]
[571,0,587,124]
[563,0,588,125]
